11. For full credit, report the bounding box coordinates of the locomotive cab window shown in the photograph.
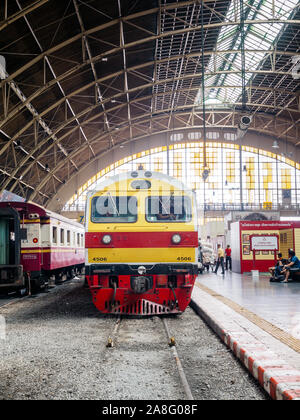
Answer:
[91,196,138,223]
[146,196,192,222]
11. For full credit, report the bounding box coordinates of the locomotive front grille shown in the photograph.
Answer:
[108,299,178,315]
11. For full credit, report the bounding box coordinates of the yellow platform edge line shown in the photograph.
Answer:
[195,282,300,354]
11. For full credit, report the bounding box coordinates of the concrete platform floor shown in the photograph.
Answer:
[191,272,300,399]
[197,271,300,336]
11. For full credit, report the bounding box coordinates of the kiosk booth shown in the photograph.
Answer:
[230,221,300,273]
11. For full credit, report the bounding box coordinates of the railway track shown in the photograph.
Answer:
[104,315,194,400]
[161,317,194,400]
[0,282,268,400]
[0,275,81,310]
[0,293,25,309]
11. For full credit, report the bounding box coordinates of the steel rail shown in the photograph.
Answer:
[162,317,194,400]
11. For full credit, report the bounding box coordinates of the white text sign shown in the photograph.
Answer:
[250,235,278,251]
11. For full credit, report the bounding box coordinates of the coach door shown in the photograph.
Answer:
[0,208,20,266]
[0,218,9,265]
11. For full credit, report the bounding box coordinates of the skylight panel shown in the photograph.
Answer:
[195,0,299,109]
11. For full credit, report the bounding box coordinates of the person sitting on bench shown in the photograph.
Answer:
[269,253,284,277]
[281,250,300,283]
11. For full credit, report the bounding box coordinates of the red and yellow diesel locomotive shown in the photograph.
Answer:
[85,170,198,315]
[0,202,85,293]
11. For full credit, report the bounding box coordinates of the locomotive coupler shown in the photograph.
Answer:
[131,276,152,294]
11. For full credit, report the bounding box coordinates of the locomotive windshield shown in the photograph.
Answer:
[91,195,138,223]
[146,196,192,222]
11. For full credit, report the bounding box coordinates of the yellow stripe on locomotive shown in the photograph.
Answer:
[86,172,197,263]
[85,170,198,315]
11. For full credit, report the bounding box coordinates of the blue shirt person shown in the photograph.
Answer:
[281,250,300,283]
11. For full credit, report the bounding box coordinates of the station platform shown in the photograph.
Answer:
[191,272,300,400]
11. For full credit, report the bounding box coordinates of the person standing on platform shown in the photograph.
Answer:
[214,244,225,275]
[225,245,232,271]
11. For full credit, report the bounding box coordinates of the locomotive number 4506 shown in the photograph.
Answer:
[177,256,192,261]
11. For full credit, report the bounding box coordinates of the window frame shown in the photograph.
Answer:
[145,195,193,223]
[67,230,71,245]
[60,228,65,245]
[52,226,57,244]
[90,195,138,224]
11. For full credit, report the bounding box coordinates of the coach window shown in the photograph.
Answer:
[67,230,70,245]
[60,228,64,245]
[77,233,80,246]
[52,226,57,244]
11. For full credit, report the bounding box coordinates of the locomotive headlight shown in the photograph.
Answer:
[172,234,181,244]
[102,234,112,245]
[138,266,147,275]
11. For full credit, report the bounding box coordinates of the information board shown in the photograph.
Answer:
[250,235,279,251]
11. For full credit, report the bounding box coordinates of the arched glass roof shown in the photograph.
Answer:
[65,142,300,212]
[0,1,299,208]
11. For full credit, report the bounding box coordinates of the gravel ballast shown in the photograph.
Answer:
[0,279,269,400]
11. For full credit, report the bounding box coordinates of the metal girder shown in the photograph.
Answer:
[1,80,299,196]
[26,108,298,202]
[1,79,299,197]
[118,0,132,140]
[33,112,297,206]
[15,0,94,164]
[0,0,49,31]
[0,159,49,200]
[73,0,113,148]
[1,49,297,133]
[0,0,299,205]
[0,11,299,89]
[0,52,298,149]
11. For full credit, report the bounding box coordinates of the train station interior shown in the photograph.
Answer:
[0,0,300,402]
